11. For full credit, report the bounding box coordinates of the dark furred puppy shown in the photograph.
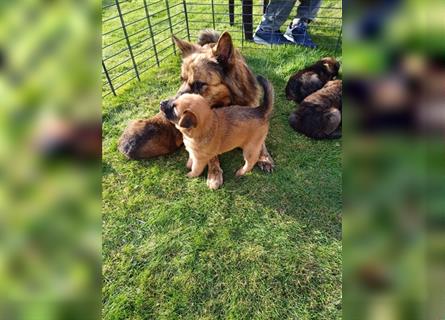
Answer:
[289,80,342,139]
[118,113,183,159]
[285,57,340,103]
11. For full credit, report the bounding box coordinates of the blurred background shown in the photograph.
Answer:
[343,0,445,319]
[0,0,101,319]
[1,0,444,319]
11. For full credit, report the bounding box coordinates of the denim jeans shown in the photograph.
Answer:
[258,0,322,32]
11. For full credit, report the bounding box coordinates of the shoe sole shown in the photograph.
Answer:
[253,35,272,45]
[284,33,317,48]
[253,35,291,45]
[283,33,296,43]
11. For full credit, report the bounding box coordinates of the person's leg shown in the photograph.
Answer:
[296,0,322,21]
[258,0,297,32]
[253,0,297,45]
[284,0,322,48]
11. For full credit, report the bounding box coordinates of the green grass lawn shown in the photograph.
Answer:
[103,1,342,319]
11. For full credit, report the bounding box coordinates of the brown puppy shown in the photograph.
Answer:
[118,30,274,189]
[285,57,340,103]
[160,76,273,187]
[118,113,182,159]
[289,80,342,139]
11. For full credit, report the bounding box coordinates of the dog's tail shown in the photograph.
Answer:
[256,75,274,120]
[197,29,221,46]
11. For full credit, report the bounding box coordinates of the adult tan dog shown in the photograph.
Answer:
[160,76,273,186]
[118,30,274,189]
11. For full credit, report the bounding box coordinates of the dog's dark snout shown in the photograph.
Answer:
[160,99,172,112]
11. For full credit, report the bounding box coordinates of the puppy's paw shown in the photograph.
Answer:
[186,171,199,178]
[257,159,274,173]
[235,168,247,177]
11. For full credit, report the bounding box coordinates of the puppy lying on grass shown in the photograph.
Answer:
[289,80,342,139]
[118,114,183,159]
[160,76,273,188]
[285,57,340,103]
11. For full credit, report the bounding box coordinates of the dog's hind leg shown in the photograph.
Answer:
[236,145,262,177]
[257,143,274,173]
[207,156,224,190]
[323,108,341,136]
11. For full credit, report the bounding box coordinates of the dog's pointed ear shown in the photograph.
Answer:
[172,35,199,57]
[178,111,197,129]
[214,31,233,65]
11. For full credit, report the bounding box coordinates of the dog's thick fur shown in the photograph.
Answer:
[161,76,273,184]
[289,80,342,139]
[285,57,340,103]
[118,30,274,189]
[118,114,182,159]
[172,31,260,108]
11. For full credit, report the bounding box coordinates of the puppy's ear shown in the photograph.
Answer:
[214,31,233,65]
[178,111,197,129]
[172,35,199,57]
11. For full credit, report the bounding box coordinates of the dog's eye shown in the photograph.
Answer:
[180,76,186,82]
[192,81,206,92]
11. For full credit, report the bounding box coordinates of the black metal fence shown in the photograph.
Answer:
[102,0,342,97]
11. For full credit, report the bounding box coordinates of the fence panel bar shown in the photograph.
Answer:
[335,28,342,55]
[211,0,216,29]
[164,0,177,55]
[102,60,116,96]
[103,0,342,96]
[143,0,159,66]
[182,0,191,41]
[115,0,140,81]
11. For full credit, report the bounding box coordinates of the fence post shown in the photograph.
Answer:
[102,60,116,96]
[164,0,176,55]
[229,0,234,26]
[263,0,269,13]
[143,0,160,66]
[182,0,191,41]
[115,0,140,81]
[242,0,253,41]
